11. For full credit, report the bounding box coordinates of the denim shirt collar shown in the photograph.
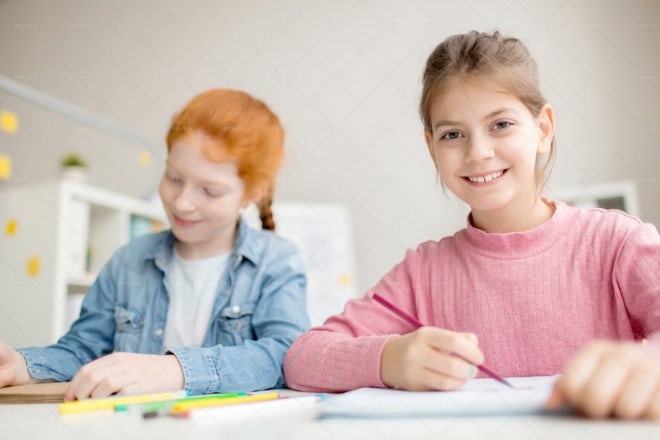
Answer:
[149,218,262,273]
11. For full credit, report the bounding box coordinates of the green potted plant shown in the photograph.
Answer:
[59,151,89,183]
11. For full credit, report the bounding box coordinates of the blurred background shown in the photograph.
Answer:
[0,0,658,317]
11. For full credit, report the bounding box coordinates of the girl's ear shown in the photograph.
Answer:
[536,103,555,156]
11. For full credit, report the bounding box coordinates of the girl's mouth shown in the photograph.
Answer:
[173,216,200,227]
[463,169,507,185]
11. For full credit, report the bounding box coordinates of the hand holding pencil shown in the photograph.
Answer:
[374,293,512,391]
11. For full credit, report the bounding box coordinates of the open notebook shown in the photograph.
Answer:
[318,376,561,418]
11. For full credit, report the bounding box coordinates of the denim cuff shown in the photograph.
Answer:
[16,347,72,382]
[168,347,219,395]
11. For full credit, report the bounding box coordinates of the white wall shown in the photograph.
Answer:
[0,0,658,294]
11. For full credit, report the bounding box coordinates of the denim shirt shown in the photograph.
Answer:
[18,219,310,395]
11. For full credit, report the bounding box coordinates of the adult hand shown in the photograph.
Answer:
[546,340,660,419]
[0,341,35,387]
[380,327,484,391]
[64,352,185,401]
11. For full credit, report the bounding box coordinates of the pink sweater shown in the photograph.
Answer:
[284,201,660,392]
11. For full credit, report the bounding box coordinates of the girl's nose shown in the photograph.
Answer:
[465,134,494,163]
[174,185,196,212]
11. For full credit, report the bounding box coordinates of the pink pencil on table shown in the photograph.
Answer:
[372,293,514,388]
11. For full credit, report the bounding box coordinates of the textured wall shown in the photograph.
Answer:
[0,0,658,293]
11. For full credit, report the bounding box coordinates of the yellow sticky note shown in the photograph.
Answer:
[138,150,152,168]
[0,155,12,179]
[338,273,352,286]
[0,110,19,134]
[5,219,18,236]
[27,256,41,276]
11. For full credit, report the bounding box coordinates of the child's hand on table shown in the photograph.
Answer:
[380,327,483,391]
[64,352,185,400]
[0,341,35,387]
[547,340,660,419]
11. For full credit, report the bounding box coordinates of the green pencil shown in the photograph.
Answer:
[114,391,247,415]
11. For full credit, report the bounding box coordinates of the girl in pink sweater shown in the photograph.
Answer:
[283,30,660,419]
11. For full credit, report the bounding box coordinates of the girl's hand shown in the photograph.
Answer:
[64,352,185,400]
[380,327,484,391]
[546,340,660,419]
[0,341,35,387]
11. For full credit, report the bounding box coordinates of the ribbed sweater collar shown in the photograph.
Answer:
[458,200,573,259]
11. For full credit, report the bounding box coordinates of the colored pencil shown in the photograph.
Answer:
[59,390,189,415]
[372,293,514,388]
[171,392,281,414]
[113,391,247,414]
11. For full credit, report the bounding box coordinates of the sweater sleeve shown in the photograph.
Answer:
[614,221,660,356]
[284,248,423,392]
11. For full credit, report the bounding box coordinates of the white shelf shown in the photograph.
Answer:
[0,179,168,347]
[550,180,640,217]
[67,273,97,289]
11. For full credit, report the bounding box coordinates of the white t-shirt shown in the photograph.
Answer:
[163,250,229,350]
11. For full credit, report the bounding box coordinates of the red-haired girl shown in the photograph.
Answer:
[1,89,310,399]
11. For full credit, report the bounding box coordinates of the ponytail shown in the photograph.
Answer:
[257,183,276,231]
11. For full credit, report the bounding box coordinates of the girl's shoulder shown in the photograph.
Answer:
[555,201,660,252]
[92,230,174,277]
[405,233,465,265]
[564,201,647,234]
[236,222,303,262]
[112,230,173,261]
[123,229,172,250]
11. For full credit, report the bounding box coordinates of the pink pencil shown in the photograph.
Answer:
[372,293,514,388]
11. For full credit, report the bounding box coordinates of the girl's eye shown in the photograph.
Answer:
[492,121,512,130]
[204,188,225,198]
[440,131,462,140]
[167,174,183,184]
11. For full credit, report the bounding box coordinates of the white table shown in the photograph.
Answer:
[1,389,658,439]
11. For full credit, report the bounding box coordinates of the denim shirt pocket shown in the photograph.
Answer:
[114,306,144,351]
[218,302,257,345]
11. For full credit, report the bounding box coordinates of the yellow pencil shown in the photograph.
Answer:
[171,392,280,414]
[59,390,188,415]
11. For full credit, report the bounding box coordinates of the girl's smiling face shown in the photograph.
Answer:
[425,76,554,231]
[159,130,248,259]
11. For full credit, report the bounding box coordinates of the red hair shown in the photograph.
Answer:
[166,89,284,230]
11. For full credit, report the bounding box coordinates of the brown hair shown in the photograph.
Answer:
[167,89,284,230]
[420,30,556,191]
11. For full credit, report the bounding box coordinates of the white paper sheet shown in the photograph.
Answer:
[318,376,561,418]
